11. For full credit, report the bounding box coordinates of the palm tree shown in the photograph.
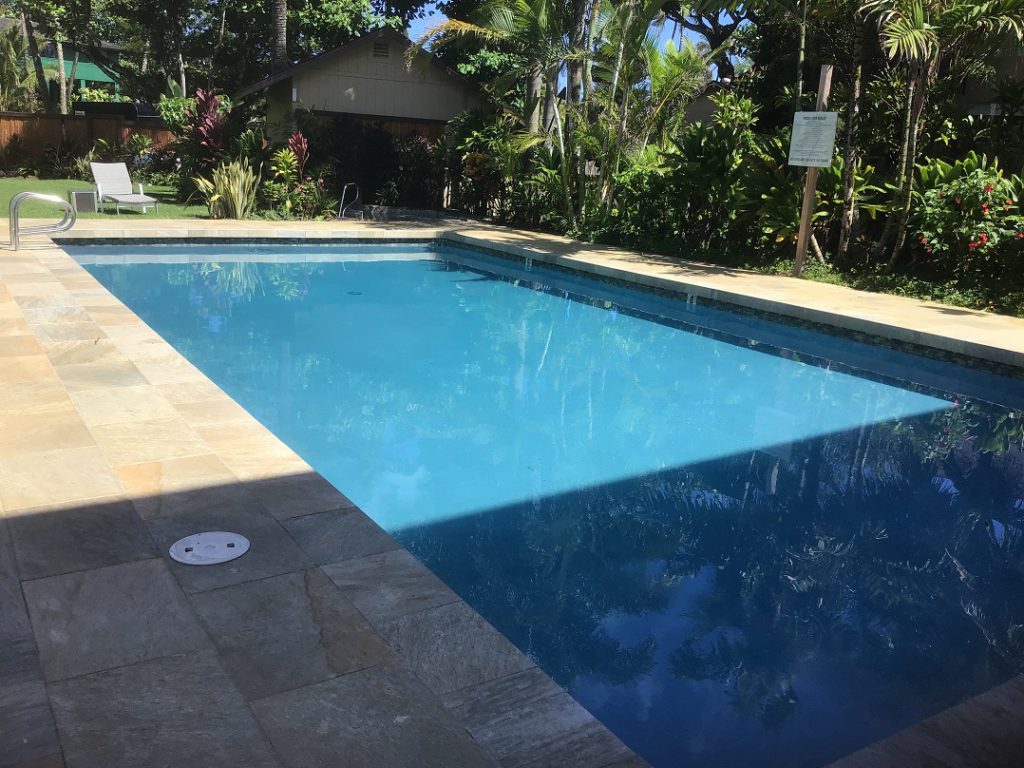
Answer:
[272,0,288,72]
[861,0,1024,268]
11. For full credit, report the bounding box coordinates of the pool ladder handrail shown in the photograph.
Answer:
[337,183,363,220]
[8,192,77,250]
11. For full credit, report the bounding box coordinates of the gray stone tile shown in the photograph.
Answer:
[144,498,309,593]
[2,754,65,768]
[282,508,399,565]
[443,667,638,768]
[49,651,281,768]
[23,558,209,681]
[8,497,158,580]
[190,569,392,700]
[0,518,37,685]
[321,549,459,624]
[379,601,535,696]
[251,664,496,768]
[0,680,60,768]
[253,471,355,521]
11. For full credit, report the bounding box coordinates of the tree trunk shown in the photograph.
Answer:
[527,68,542,133]
[836,18,865,263]
[273,0,288,72]
[542,64,559,137]
[567,0,588,104]
[56,41,67,115]
[178,50,187,96]
[794,0,807,110]
[582,0,601,99]
[886,59,935,270]
[67,51,79,104]
[873,63,916,261]
[141,40,149,74]
[22,13,51,112]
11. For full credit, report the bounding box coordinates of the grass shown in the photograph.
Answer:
[0,177,207,219]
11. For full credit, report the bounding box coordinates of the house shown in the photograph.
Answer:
[235,27,483,140]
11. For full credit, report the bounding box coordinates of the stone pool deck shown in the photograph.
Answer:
[3,217,1024,768]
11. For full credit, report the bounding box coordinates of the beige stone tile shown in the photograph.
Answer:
[158,380,226,404]
[0,380,73,416]
[0,355,55,385]
[90,416,209,466]
[44,339,126,367]
[115,453,237,498]
[196,422,307,480]
[0,404,95,460]
[0,445,122,512]
[55,359,148,392]
[0,315,30,337]
[134,358,208,386]
[69,384,179,427]
[20,305,92,324]
[13,294,79,310]
[0,334,44,357]
[85,306,142,326]
[173,398,251,427]
[30,322,107,343]
[101,323,163,343]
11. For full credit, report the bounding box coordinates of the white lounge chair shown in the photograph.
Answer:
[90,162,158,215]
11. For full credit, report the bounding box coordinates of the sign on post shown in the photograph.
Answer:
[789,112,838,167]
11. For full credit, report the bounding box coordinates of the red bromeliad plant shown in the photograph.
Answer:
[185,89,231,169]
[288,131,309,179]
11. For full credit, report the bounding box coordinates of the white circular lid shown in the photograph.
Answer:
[169,531,251,566]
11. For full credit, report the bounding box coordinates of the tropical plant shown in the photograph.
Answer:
[193,158,261,219]
[0,26,35,112]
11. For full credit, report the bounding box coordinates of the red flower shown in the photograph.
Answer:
[979,233,988,243]
[955,198,961,205]
[984,183,995,193]
[920,236,927,244]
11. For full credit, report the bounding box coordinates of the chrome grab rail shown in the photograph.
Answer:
[8,192,77,250]
[337,183,362,220]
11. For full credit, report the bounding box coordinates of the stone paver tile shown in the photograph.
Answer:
[0,405,94,460]
[172,397,251,426]
[190,569,391,700]
[53,359,146,392]
[378,601,534,696]
[11,295,76,311]
[7,496,158,580]
[0,446,122,513]
[29,323,106,344]
[255,472,357,522]
[69,384,179,427]
[0,356,54,385]
[0,335,44,357]
[0,680,61,768]
[83,306,139,326]
[252,664,496,768]
[23,558,209,681]
[321,549,458,624]
[442,667,638,768]
[283,508,398,564]
[133,357,207,386]
[0,382,70,418]
[49,651,281,768]
[20,305,91,324]
[145,499,309,593]
[89,416,209,466]
[114,454,238,518]
[42,339,125,367]
[194,422,304,480]
[0,316,31,337]
[157,379,225,404]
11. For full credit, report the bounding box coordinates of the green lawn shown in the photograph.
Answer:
[0,177,207,219]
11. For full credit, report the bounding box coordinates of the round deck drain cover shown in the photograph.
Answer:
[169,531,250,566]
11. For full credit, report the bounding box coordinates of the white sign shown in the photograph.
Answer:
[788,111,838,167]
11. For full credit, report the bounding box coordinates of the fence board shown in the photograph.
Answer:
[0,113,174,158]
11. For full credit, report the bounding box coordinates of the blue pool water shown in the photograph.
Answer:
[73,242,1024,768]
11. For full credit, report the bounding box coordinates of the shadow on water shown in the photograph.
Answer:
[396,410,1024,768]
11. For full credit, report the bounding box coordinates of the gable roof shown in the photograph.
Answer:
[234,27,477,100]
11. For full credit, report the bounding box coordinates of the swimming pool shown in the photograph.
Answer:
[69,240,1024,768]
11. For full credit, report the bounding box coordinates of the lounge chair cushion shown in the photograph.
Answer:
[104,193,157,205]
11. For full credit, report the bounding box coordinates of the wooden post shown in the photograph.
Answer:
[793,65,834,277]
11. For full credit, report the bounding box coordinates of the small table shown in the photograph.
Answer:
[68,189,97,214]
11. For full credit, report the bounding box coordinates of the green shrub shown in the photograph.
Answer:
[193,158,260,219]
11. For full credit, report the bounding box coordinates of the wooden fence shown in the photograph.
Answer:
[0,113,174,157]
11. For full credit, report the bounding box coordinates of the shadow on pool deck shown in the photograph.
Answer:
[0,472,645,768]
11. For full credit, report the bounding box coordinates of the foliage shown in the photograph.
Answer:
[157,95,196,137]
[910,157,1024,276]
[0,26,35,112]
[193,157,260,219]
[77,86,131,103]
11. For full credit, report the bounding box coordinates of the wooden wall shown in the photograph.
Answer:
[0,113,173,157]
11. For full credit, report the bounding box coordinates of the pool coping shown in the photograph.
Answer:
[5,217,1024,768]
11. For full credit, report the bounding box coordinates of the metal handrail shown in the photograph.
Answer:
[337,183,362,220]
[8,192,77,250]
